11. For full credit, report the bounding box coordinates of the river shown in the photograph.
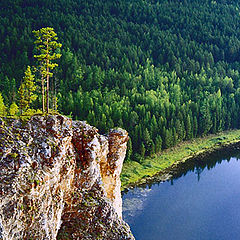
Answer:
[122,151,240,240]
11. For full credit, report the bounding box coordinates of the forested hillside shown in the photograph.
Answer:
[1,0,240,161]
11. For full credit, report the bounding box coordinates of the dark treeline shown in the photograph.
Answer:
[1,0,240,161]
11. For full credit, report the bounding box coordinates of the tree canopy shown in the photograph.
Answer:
[1,0,240,160]
[33,27,62,113]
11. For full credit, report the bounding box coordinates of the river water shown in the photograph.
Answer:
[122,152,240,240]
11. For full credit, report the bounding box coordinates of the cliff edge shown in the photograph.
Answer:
[0,115,134,240]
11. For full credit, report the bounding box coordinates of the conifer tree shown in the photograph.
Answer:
[199,101,212,135]
[0,93,6,117]
[33,27,62,113]
[140,143,146,158]
[126,137,133,161]
[149,140,155,156]
[18,66,37,114]
[193,116,198,137]
[185,114,193,140]
[163,129,173,149]
[9,102,19,116]
[155,135,162,153]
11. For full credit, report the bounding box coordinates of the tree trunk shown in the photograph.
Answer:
[46,40,49,114]
[46,71,49,114]
[42,74,45,113]
[53,78,56,112]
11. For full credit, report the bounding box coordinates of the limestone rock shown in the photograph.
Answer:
[101,128,128,219]
[0,115,134,240]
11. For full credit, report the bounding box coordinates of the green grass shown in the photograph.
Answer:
[121,129,240,190]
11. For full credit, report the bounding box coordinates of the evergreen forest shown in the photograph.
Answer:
[1,0,240,161]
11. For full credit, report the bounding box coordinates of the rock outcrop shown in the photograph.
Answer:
[0,115,134,240]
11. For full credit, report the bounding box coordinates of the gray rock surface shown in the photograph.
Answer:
[0,115,134,240]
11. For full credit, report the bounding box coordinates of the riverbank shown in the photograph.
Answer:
[121,129,240,190]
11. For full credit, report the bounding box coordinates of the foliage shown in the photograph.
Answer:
[121,129,240,190]
[1,0,240,159]
[9,102,19,116]
[33,27,62,113]
[18,66,37,113]
[33,27,62,78]
[0,93,7,117]
[20,109,42,121]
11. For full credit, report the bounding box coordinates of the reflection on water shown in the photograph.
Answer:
[123,151,240,240]
[122,188,152,222]
[172,151,240,182]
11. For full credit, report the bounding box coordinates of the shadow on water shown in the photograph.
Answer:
[124,147,240,192]
[172,149,240,182]
[123,147,240,240]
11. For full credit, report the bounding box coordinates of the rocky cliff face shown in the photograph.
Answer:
[0,115,134,240]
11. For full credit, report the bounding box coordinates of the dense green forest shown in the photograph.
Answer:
[1,0,240,161]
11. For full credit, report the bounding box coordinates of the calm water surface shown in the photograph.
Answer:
[122,153,240,240]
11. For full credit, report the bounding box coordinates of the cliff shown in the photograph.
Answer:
[0,115,134,240]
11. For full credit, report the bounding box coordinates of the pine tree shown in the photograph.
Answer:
[0,93,6,117]
[164,129,173,149]
[175,119,184,141]
[126,137,133,161]
[139,143,145,158]
[185,114,193,140]
[149,140,155,156]
[18,66,37,114]
[193,116,198,137]
[33,27,62,113]
[199,101,212,135]
[9,102,19,116]
[155,135,162,153]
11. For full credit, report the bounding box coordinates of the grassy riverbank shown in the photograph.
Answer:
[121,129,240,190]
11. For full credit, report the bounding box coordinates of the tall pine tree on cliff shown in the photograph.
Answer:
[33,27,62,114]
